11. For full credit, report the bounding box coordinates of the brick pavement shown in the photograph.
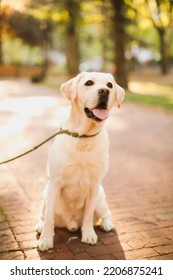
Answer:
[0,79,173,260]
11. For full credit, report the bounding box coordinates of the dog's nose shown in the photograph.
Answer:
[98,88,110,97]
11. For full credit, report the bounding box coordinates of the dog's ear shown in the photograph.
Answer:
[108,73,125,108]
[115,84,125,108]
[60,76,77,103]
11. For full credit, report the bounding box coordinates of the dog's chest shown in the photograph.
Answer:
[59,140,108,197]
[60,165,93,209]
[61,160,101,184]
[76,141,91,151]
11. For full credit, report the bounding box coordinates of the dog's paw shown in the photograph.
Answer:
[100,217,115,232]
[81,228,98,245]
[35,220,44,234]
[38,235,53,251]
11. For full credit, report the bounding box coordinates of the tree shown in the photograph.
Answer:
[8,13,52,47]
[64,0,80,76]
[29,0,81,76]
[0,1,53,73]
[7,11,53,79]
[146,0,173,74]
[110,0,128,89]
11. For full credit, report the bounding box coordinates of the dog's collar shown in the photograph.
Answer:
[58,127,101,138]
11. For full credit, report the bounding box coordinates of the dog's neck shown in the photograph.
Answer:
[63,102,104,136]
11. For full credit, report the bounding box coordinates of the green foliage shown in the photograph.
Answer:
[1,0,173,72]
[7,11,53,47]
[3,37,44,65]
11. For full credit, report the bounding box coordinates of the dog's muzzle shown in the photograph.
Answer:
[84,88,110,122]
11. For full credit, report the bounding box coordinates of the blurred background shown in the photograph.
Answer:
[0,0,173,97]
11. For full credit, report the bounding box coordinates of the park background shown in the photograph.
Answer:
[0,0,173,94]
[0,0,173,260]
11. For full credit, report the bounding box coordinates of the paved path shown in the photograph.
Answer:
[0,79,173,260]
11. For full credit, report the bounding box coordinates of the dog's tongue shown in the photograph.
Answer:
[92,109,109,120]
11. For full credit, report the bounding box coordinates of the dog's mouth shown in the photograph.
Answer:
[84,102,110,122]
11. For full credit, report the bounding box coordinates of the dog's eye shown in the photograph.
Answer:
[84,80,94,86]
[107,82,113,88]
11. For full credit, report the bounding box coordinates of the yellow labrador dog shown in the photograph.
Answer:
[36,72,125,251]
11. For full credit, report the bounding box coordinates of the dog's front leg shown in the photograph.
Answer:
[38,179,59,251]
[81,185,99,245]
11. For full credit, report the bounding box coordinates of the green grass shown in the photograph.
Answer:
[127,80,173,111]
[0,206,9,222]
[125,91,173,111]
[129,81,173,97]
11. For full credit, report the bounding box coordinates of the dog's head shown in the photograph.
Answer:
[60,72,125,122]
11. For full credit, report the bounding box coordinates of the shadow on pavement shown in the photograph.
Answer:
[37,226,125,260]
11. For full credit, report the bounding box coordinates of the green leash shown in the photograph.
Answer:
[0,128,100,165]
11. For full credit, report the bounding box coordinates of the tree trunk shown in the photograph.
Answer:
[101,0,108,70]
[66,0,79,76]
[111,0,128,89]
[66,31,79,76]
[158,28,169,75]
